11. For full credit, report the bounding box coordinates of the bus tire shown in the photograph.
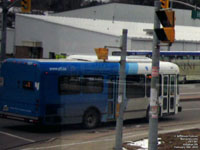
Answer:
[83,108,100,129]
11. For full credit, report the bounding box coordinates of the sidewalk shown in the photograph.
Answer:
[20,121,200,150]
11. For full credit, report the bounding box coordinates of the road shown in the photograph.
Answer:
[180,83,200,100]
[0,100,200,150]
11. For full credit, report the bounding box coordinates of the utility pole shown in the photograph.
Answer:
[0,0,8,62]
[148,1,160,150]
[115,29,127,150]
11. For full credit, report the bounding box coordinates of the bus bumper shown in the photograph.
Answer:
[0,111,40,124]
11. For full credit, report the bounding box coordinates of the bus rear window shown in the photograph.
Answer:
[59,76,81,95]
[23,81,34,90]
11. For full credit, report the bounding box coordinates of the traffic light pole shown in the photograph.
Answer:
[148,1,161,150]
[115,29,127,150]
[0,0,8,62]
[0,0,22,62]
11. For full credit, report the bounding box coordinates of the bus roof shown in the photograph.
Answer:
[5,55,152,64]
[66,55,152,63]
[4,56,179,75]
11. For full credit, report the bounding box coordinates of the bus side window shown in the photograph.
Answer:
[160,56,164,61]
[169,56,175,61]
[189,56,194,60]
[108,78,114,99]
[146,75,151,97]
[177,56,183,60]
[82,76,103,94]
[58,76,81,95]
[163,56,169,61]
[126,75,145,98]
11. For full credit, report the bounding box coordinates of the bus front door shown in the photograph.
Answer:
[107,77,117,120]
[162,75,169,114]
[169,75,176,113]
[162,75,176,115]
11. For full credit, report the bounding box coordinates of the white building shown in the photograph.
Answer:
[54,3,200,27]
[7,3,200,58]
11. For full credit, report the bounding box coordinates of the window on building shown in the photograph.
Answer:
[29,47,42,58]
[49,52,56,59]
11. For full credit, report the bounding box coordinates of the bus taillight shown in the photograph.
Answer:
[147,75,152,79]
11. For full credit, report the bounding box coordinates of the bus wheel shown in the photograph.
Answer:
[83,109,100,129]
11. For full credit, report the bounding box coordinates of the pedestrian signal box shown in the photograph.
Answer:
[155,10,175,43]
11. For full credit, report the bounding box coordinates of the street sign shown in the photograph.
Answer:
[191,10,200,19]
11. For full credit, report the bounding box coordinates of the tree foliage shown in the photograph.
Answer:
[31,0,84,12]
[2,0,200,12]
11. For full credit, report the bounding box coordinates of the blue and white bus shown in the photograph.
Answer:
[0,56,181,128]
[113,50,200,83]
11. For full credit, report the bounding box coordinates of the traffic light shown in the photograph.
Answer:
[21,0,31,13]
[155,10,175,43]
[160,0,169,9]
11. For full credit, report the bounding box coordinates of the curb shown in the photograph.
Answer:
[180,98,200,102]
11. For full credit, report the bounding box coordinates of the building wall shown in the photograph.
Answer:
[131,39,200,51]
[5,3,200,59]
[54,3,200,27]
[0,28,15,55]
[15,15,133,58]
[15,14,200,59]
[7,29,15,54]
[54,4,116,21]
